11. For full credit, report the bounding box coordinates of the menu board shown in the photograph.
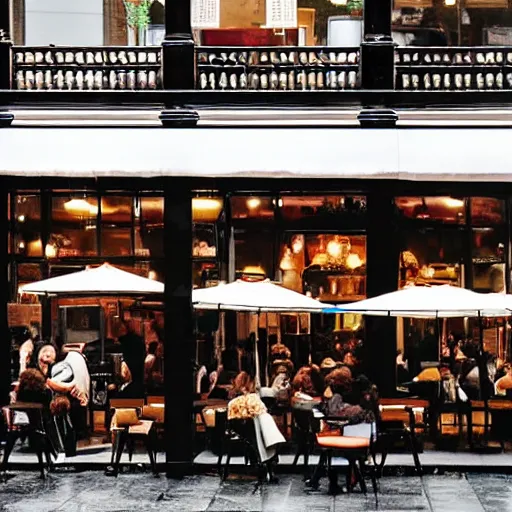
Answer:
[265,0,297,28]
[192,0,221,28]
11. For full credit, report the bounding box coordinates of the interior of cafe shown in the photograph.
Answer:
[5,187,512,457]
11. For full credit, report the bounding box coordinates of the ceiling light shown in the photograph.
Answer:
[444,0,456,5]
[17,215,25,223]
[64,198,97,216]
[444,197,464,208]
[246,198,261,210]
[330,0,348,5]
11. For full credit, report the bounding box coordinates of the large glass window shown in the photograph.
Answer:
[470,197,506,226]
[399,229,464,288]
[472,227,506,292]
[101,196,133,257]
[14,193,43,257]
[281,195,366,222]
[49,195,98,258]
[135,196,164,258]
[231,196,275,221]
[395,196,466,224]
[279,233,366,301]
[234,229,274,279]
[392,3,512,47]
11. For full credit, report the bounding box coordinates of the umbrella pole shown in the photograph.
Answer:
[255,311,261,391]
[265,312,269,387]
[100,306,106,364]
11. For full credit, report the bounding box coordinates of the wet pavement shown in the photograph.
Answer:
[1,471,512,511]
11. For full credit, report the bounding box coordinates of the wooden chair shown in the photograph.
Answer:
[146,396,165,405]
[376,399,426,476]
[107,406,157,477]
[307,418,378,496]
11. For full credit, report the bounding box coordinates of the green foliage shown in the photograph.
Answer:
[124,0,152,31]
[346,0,363,13]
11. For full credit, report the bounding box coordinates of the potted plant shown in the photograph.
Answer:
[346,0,363,17]
[124,0,152,46]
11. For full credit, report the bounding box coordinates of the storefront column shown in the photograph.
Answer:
[364,192,399,397]
[163,179,194,475]
[161,0,195,89]
[0,183,10,406]
[360,0,394,90]
[0,0,12,89]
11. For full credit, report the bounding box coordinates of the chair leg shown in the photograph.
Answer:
[113,431,127,477]
[144,434,157,476]
[1,432,19,477]
[356,459,368,495]
[29,433,46,479]
[407,430,423,477]
[127,436,134,462]
[307,451,327,490]
[223,444,232,482]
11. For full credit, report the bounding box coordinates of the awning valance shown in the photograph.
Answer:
[0,126,511,181]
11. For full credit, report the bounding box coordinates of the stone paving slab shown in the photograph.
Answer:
[1,471,512,511]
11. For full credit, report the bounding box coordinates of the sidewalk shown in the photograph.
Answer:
[0,471,510,511]
[5,444,512,474]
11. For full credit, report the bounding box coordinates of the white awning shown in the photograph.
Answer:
[0,125,511,181]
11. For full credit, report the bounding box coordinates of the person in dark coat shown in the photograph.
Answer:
[118,320,146,398]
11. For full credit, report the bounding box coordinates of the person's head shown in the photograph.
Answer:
[148,341,158,355]
[325,366,353,397]
[18,368,47,403]
[33,342,57,374]
[231,371,255,396]
[50,395,71,416]
[343,351,356,367]
[292,365,323,396]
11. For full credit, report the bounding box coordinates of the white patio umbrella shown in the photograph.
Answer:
[192,279,328,312]
[323,285,512,319]
[19,262,164,296]
[193,280,330,387]
[19,263,164,361]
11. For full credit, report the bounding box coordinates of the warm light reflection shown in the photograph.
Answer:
[45,244,57,258]
[148,270,157,280]
[444,197,464,208]
[242,265,266,276]
[346,253,362,270]
[64,198,98,216]
[246,198,261,210]
[192,198,222,222]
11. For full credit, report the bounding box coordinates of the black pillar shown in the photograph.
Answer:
[163,179,194,475]
[364,192,399,397]
[360,0,394,91]
[162,0,195,89]
[0,0,12,89]
[0,182,9,406]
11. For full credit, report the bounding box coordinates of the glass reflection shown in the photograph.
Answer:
[50,196,98,257]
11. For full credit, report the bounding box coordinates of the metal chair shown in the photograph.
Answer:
[1,403,55,480]
[307,417,378,496]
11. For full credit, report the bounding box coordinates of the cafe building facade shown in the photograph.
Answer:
[2,0,512,473]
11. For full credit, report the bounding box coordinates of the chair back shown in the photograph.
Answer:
[146,395,165,405]
[110,398,145,410]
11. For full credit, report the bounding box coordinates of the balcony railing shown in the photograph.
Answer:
[395,46,512,91]
[11,46,162,90]
[196,46,360,91]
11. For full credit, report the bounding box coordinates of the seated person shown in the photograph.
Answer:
[291,365,324,410]
[319,367,372,424]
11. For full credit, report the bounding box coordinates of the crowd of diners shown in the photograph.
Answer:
[7,319,159,457]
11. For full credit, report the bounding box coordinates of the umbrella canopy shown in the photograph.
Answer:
[192,279,329,312]
[322,285,512,318]
[19,263,164,296]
